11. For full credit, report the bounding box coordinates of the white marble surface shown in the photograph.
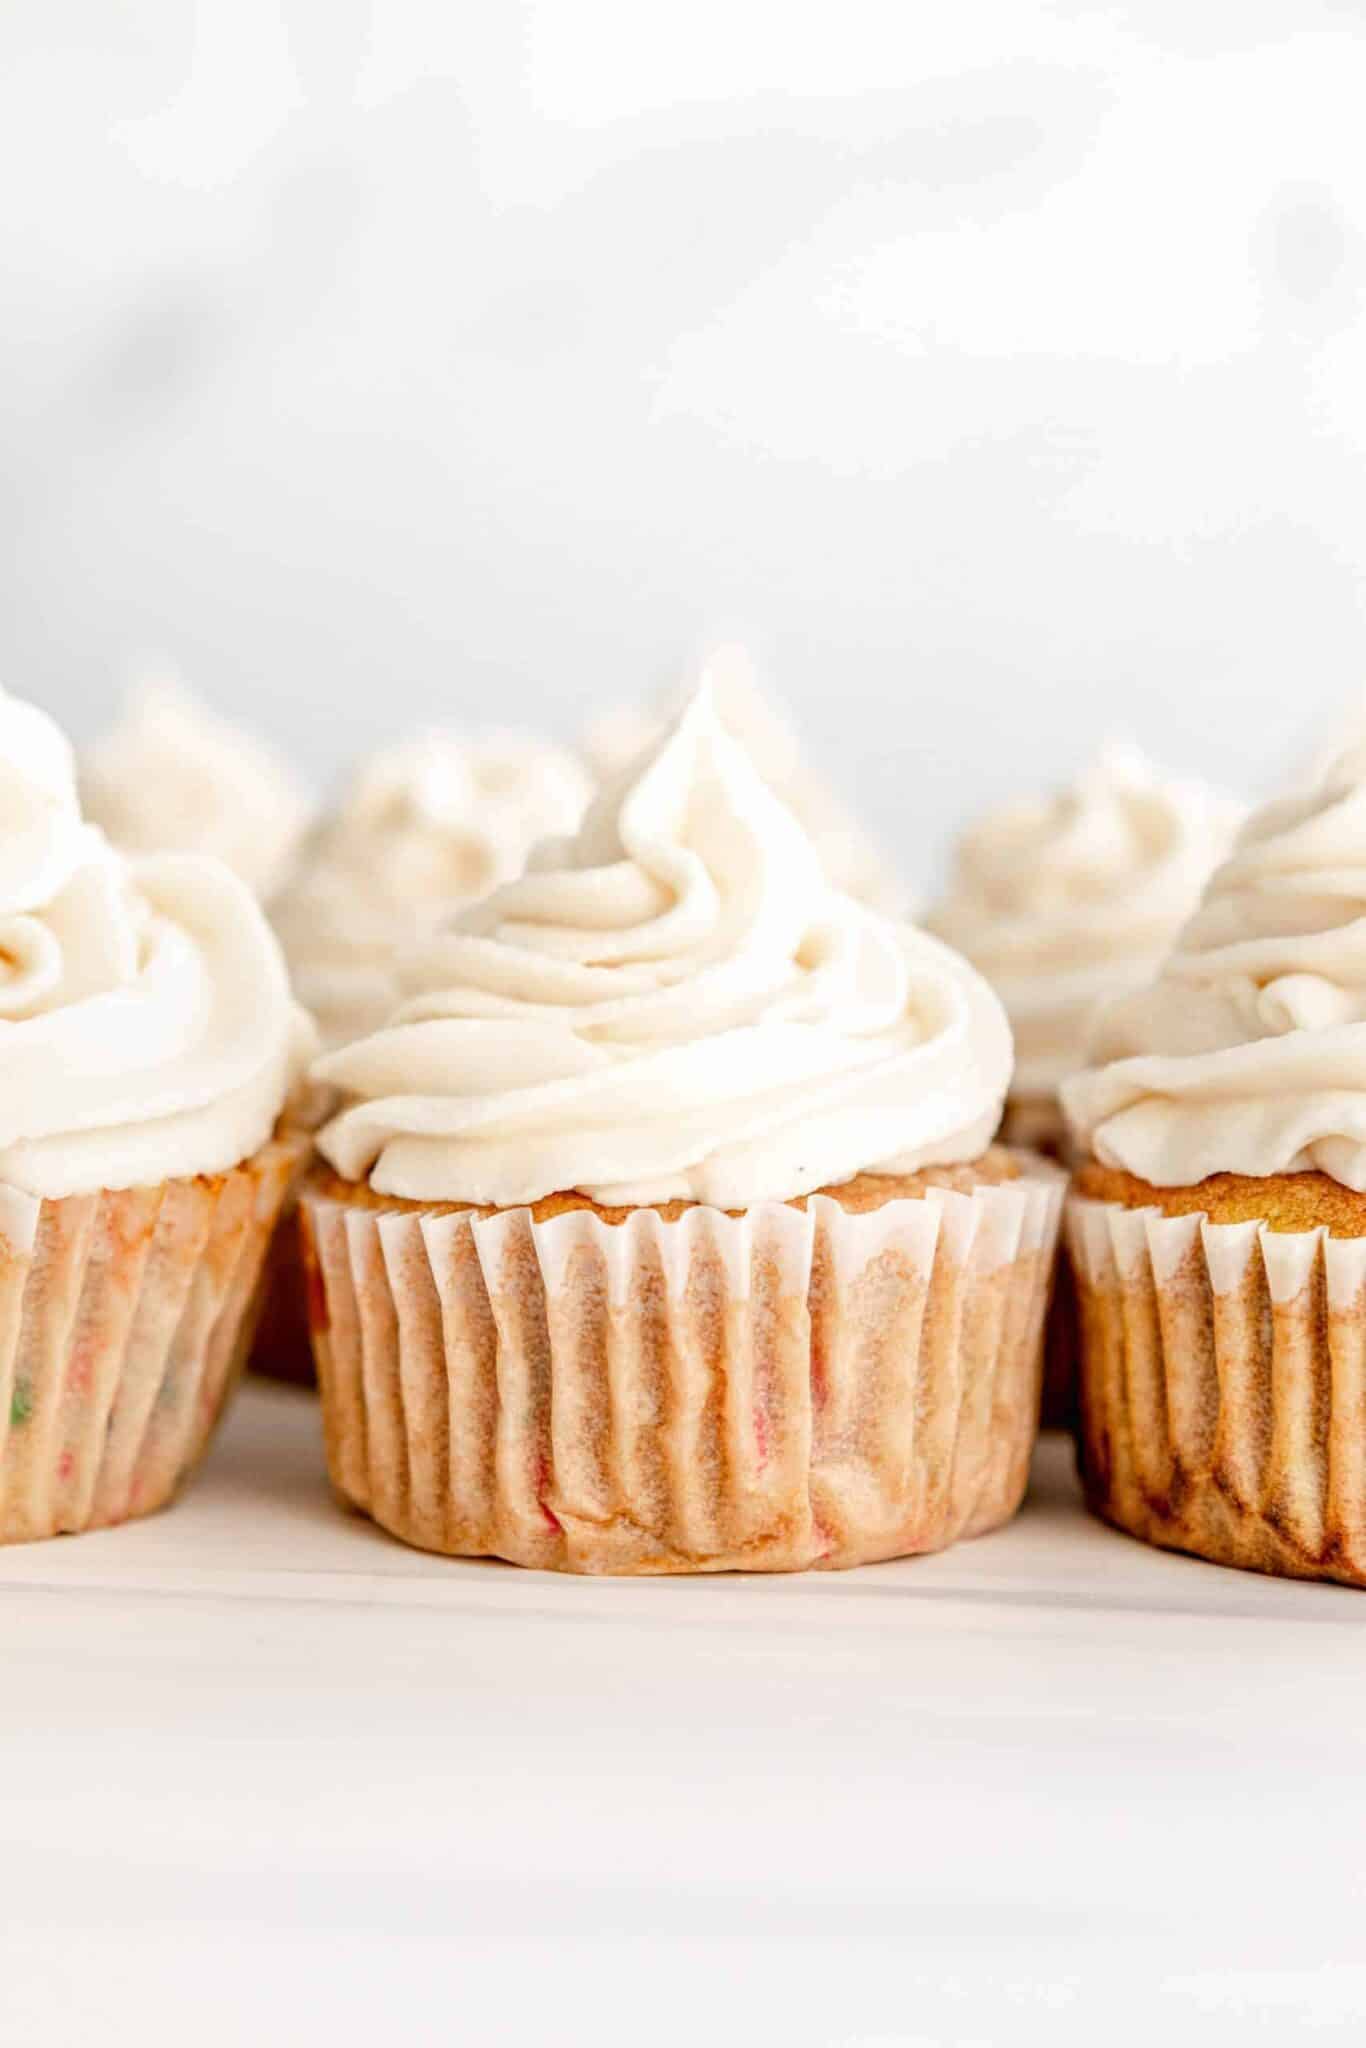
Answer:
[2,1382,1362,2046]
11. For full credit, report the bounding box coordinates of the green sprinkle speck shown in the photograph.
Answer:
[10,1380,33,1427]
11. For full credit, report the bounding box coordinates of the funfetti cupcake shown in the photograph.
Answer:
[81,674,312,899]
[301,684,1064,1576]
[583,645,905,915]
[1064,746,1366,1588]
[0,689,313,1542]
[926,744,1243,1157]
[271,730,594,1056]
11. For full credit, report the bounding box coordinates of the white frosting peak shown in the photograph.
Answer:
[1064,747,1366,1188]
[582,648,904,913]
[81,677,312,899]
[317,686,1010,1207]
[271,730,594,1051]
[0,690,310,1198]
[927,744,1242,1097]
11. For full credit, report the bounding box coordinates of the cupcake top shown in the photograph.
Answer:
[81,676,312,899]
[271,731,594,1051]
[1,689,311,1199]
[925,744,1242,1100]
[1064,747,1366,1190]
[316,685,1010,1208]
[582,647,904,914]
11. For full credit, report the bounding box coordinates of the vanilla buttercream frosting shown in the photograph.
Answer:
[316,686,1011,1208]
[926,745,1242,1100]
[271,731,594,1051]
[1063,746,1366,1189]
[582,647,904,914]
[0,689,311,1199]
[81,677,312,899]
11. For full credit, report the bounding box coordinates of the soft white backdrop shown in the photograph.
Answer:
[3,1,1365,892]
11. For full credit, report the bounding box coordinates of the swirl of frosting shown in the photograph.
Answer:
[926,745,1242,1098]
[1063,746,1366,1188]
[581,646,905,914]
[0,690,311,1199]
[271,732,594,1051]
[316,686,1010,1207]
[81,676,312,899]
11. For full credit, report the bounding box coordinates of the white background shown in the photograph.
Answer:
[3,2,1365,893]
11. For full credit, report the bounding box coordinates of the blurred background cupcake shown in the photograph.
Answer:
[302,683,1063,1574]
[1065,746,1366,1587]
[0,687,312,1542]
[81,672,313,900]
[925,743,1243,1155]
[271,728,593,1055]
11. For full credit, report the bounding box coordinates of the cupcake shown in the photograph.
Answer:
[583,644,905,915]
[271,729,594,1055]
[1064,747,1366,1587]
[927,745,1241,1424]
[0,690,313,1541]
[81,674,312,899]
[301,685,1064,1574]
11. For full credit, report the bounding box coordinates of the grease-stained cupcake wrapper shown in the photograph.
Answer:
[0,1128,308,1544]
[1069,1195,1366,1587]
[303,1166,1064,1574]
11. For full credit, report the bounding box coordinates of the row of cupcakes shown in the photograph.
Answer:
[10,668,1058,1569]
[7,657,1361,1586]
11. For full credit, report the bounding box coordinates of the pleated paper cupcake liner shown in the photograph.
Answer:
[1070,1194,1366,1587]
[0,1127,309,1543]
[302,1162,1065,1574]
